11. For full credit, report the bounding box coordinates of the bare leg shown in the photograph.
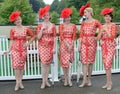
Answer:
[79,64,88,87]
[106,69,112,90]
[14,69,21,91]
[41,64,46,89]
[67,67,72,86]
[62,67,68,86]
[102,69,112,90]
[45,64,51,87]
[19,70,24,89]
[102,69,107,89]
[88,64,93,86]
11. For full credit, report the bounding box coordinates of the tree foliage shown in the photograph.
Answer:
[50,0,59,12]
[50,0,67,14]
[0,0,36,25]
[29,0,45,13]
[71,6,80,24]
[89,0,120,22]
[66,0,88,11]
[0,0,4,2]
[50,11,59,24]
[56,0,67,14]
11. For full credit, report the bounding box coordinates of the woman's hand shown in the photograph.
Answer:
[52,48,56,54]
[78,38,81,52]
[41,25,48,31]
[118,35,120,38]
[3,51,10,55]
[23,43,28,48]
[78,46,81,52]
[37,26,47,39]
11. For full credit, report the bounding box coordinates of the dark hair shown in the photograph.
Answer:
[104,12,113,22]
[70,14,72,17]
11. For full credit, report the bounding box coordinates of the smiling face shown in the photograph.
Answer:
[84,9,90,18]
[14,16,22,26]
[65,16,71,23]
[104,14,112,23]
[43,12,51,21]
[84,8,93,19]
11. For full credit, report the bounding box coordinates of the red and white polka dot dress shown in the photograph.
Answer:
[80,20,101,64]
[10,27,34,69]
[36,24,56,64]
[101,23,117,69]
[59,24,76,68]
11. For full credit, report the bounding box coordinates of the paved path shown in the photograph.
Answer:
[0,73,120,94]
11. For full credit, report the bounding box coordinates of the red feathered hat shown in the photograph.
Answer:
[101,8,114,15]
[39,5,50,18]
[79,3,90,16]
[9,11,21,22]
[60,8,72,18]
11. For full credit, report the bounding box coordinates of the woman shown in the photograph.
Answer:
[4,11,35,91]
[78,4,101,87]
[97,8,117,90]
[59,8,76,86]
[36,5,56,89]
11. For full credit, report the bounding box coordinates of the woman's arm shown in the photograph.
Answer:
[78,22,84,51]
[59,24,69,48]
[53,25,56,54]
[3,29,14,54]
[110,24,117,39]
[26,28,36,47]
[69,24,76,51]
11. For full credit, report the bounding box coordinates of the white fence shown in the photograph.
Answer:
[0,36,120,81]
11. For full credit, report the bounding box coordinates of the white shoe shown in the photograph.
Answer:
[19,83,24,89]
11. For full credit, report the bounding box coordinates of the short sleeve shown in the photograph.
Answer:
[26,28,34,37]
[59,24,64,40]
[10,29,14,40]
[36,24,42,35]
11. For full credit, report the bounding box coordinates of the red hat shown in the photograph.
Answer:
[101,8,114,15]
[79,3,90,16]
[9,11,21,22]
[60,8,72,18]
[39,5,50,18]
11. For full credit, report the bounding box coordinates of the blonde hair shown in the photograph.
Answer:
[85,7,93,16]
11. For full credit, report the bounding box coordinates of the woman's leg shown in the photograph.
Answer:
[62,67,68,86]
[106,69,112,90]
[102,69,112,90]
[14,69,21,91]
[79,64,88,87]
[41,64,47,89]
[67,66,72,86]
[19,69,24,89]
[45,64,51,87]
[88,64,93,86]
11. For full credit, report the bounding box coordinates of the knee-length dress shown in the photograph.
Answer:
[36,24,56,64]
[59,24,76,68]
[101,23,117,69]
[80,20,101,64]
[10,27,34,69]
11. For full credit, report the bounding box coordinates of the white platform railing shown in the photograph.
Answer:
[0,36,120,80]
